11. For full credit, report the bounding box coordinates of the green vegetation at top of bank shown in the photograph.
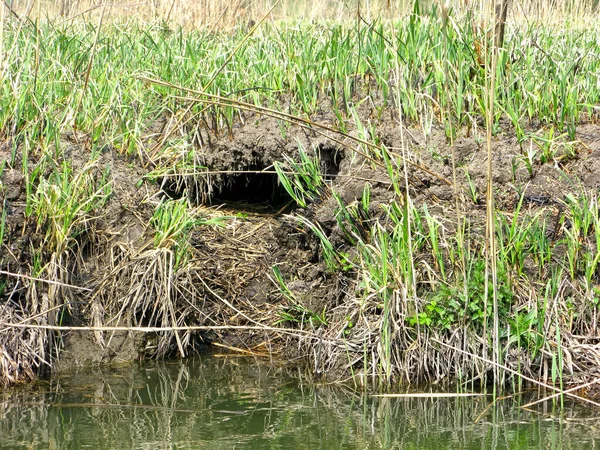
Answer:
[1,11,600,159]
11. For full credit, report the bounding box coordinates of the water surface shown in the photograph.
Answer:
[1,354,599,449]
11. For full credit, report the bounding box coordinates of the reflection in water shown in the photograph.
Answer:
[1,354,599,449]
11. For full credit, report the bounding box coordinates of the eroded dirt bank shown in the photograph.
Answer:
[2,106,600,391]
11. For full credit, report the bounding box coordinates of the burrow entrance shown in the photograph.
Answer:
[209,145,344,212]
[211,169,294,213]
[162,144,344,213]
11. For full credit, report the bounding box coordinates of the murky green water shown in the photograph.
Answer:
[1,354,599,449]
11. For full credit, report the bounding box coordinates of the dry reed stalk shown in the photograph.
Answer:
[494,0,509,49]
[0,322,349,346]
[521,377,600,409]
[482,0,501,386]
[372,392,488,398]
[2,0,22,21]
[388,0,419,384]
[0,269,92,291]
[433,338,600,408]
[473,393,517,423]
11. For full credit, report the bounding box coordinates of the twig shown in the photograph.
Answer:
[2,0,21,21]
[0,322,349,347]
[521,377,600,409]
[211,341,269,356]
[372,393,488,398]
[147,169,392,186]
[474,393,516,423]
[0,269,92,291]
[432,338,600,408]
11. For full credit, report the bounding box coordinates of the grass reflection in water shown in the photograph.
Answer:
[1,355,599,449]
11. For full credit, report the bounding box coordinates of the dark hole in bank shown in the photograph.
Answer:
[161,146,344,213]
[211,170,294,212]
[208,145,344,212]
[159,170,295,213]
[318,144,343,180]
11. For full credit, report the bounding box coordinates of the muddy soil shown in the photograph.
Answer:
[2,106,600,381]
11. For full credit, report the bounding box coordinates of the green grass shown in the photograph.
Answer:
[32,159,111,253]
[2,15,600,154]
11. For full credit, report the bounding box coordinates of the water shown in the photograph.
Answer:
[1,354,599,449]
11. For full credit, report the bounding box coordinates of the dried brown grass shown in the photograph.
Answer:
[5,0,597,29]
[0,299,48,384]
[8,0,366,28]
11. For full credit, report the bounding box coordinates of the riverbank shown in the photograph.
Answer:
[1,3,600,397]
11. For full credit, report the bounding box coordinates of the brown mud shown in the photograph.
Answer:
[2,106,600,387]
